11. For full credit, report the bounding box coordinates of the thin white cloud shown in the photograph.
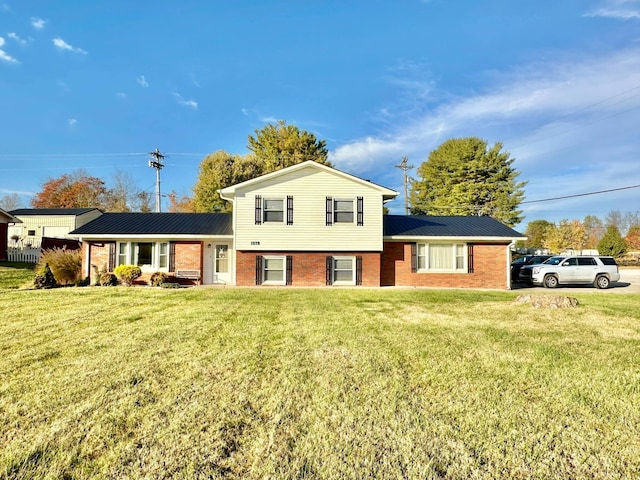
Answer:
[585,0,640,19]
[0,36,18,63]
[31,17,47,30]
[116,92,127,98]
[7,32,27,45]
[241,108,249,116]
[330,48,640,223]
[173,93,198,109]
[68,118,77,126]
[136,75,148,88]
[1,4,10,12]
[52,37,87,55]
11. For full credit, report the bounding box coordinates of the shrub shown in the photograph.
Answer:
[114,265,142,286]
[37,247,82,286]
[99,272,118,286]
[598,225,627,258]
[149,272,168,287]
[33,263,57,289]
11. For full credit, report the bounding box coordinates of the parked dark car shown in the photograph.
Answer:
[518,255,564,284]
[511,254,553,283]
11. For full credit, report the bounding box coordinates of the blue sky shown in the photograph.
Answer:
[1,0,639,229]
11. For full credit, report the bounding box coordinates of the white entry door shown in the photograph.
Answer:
[214,244,230,284]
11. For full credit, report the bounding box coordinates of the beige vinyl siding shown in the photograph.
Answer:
[16,215,78,239]
[234,168,386,251]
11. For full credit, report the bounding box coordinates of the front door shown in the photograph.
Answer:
[214,244,230,284]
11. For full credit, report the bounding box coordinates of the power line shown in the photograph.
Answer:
[522,184,640,204]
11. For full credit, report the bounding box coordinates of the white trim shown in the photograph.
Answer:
[220,161,398,200]
[331,255,356,285]
[416,242,467,273]
[261,255,286,285]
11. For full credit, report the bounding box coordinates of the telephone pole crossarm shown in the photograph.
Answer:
[148,148,165,213]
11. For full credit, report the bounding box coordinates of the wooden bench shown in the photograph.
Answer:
[175,269,201,285]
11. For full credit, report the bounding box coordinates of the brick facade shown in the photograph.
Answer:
[83,241,203,285]
[381,241,509,289]
[236,251,381,287]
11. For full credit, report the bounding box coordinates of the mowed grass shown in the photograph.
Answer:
[0,262,35,289]
[1,286,639,479]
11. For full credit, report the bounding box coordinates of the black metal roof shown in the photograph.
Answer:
[70,213,233,236]
[10,208,101,216]
[384,215,524,238]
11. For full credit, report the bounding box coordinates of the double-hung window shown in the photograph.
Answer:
[334,200,354,223]
[326,256,362,285]
[263,199,284,223]
[416,243,466,272]
[326,196,364,226]
[256,255,293,285]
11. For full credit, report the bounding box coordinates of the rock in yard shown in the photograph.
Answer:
[514,294,579,308]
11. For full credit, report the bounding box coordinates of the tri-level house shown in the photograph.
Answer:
[73,161,525,289]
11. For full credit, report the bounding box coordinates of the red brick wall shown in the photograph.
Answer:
[381,242,509,289]
[236,251,381,287]
[84,241,203,285]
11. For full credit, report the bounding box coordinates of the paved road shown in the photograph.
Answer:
[512,268,640,294]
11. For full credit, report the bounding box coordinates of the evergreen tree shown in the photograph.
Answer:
[598,225,627,257]
[409,137,526,226]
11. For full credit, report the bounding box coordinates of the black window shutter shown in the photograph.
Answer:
[169,242,176,272]
[357,196,364,226]
[326,197,333,226]
[255,255,263,285]
[467,244,474,273]
[410,243,417,273]
[286,255,293,285]
[356,256,363,285]
[287,195,294,225]
[255,195,262,225]
[326,256,333,285]
[108,243,116,271]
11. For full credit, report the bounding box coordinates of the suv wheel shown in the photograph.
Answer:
[544,274,558,288]
[594,275,610,289]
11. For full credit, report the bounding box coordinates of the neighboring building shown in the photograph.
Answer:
[72,161,526,289]
[0,208,20,261]
[8,208,103,248]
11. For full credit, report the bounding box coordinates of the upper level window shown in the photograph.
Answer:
[334,200,354,223]
[417,243,466,272]
[326,196,363,226]
[263,199,284,223]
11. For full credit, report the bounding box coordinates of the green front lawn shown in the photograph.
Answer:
[1,287,639,479]
[0,261,35,289]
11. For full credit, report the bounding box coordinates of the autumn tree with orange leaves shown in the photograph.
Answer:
[32,171,108,209]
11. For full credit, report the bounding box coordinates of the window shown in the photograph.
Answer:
[118,242,128,265]
[116,241,169,271]
[263,199,284,223]
[263,257,284,283]
[159,242,169,269]
[215,245,228,273]
[334,200,354,223]
[27,229,36,236]
[136,243,153,267]
[416,243,466,272]
[326,256,362,285]
[326,196,364,226]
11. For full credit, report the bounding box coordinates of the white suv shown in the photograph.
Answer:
[530,256,620,289]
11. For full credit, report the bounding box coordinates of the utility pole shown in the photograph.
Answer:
[148,148,165,213]
[395,156,414,215]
